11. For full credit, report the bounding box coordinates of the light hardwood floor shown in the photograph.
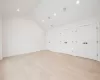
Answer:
[0,50,100,80]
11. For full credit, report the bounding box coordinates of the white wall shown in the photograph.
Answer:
[46,18,99,60]
[0,15,2,59]
[2,16,45,57]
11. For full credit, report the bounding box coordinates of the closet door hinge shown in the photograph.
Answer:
[97,54,98,57]
[96,27,98,29]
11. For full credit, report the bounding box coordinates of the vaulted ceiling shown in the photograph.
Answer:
[0,0,100,30]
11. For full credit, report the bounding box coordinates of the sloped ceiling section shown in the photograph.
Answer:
[0,0,42,19]
[0,0,43,29]
[34,0,100,30]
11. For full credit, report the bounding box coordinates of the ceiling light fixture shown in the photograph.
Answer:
[54,13,56,16]
[42,20,45,22]
[76,0,80,4]
[17,8,20,12]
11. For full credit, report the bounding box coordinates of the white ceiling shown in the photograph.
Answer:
[0,0,41,18]
[34,0,100,29]
[0,0,100,30]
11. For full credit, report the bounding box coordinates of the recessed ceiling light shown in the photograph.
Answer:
[17,8,20,12]
[54,13,56,16]
[76,0,80,4]
[42,20,45,22]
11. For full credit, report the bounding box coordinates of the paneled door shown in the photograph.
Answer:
[98,23,100,61]
[73,24,98,60]
[62,28,74,54]
[0,17,2,60]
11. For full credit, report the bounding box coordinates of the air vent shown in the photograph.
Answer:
[63,7,67,12]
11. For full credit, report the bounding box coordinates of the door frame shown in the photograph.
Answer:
[0,16,2,60]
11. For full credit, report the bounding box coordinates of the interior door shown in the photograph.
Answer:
[0,17,2,60]
[73,24,97,60]
[98,23,100,61]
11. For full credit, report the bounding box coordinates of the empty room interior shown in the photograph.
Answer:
[0,0,100,80]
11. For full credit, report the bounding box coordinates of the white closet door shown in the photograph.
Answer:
[0,17,2,60]
[98,23,100,61]
[74,24,97,60]
[61,28,74,54]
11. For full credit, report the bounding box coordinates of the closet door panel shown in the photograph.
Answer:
[73,24,97,60]
[0,17,2,60]
[98,23,100,61]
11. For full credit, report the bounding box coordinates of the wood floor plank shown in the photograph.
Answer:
[0,50,100,80]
